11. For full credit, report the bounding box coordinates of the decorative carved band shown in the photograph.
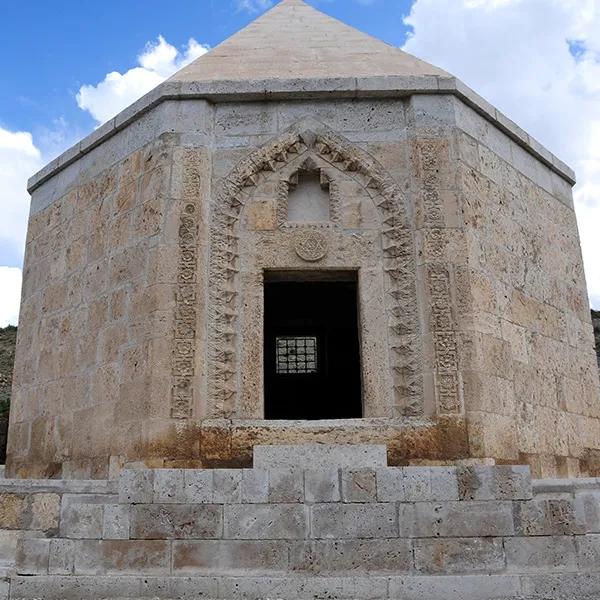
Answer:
[208,125,423,418]
[171,202,198,419]
[313,132,423,416]
[417,140,461,415]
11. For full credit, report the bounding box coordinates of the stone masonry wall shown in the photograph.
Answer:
[455,98,600,478]
[9,93,599,480]
[4,445,600,599]
[6,135,178,480]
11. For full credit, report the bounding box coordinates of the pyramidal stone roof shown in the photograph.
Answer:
[27,0,576,192]
[170,0,449,82]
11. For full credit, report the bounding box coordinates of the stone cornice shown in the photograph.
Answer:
[27,75,576,193]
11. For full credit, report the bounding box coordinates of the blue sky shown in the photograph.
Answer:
[1,0,599,325]
[0,0,413,143]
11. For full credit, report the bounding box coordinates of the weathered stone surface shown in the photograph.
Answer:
[173,540,288,574]
[311,503,397,539]
[72,540,171,575]
[402,500,515,538]
[102,504,130,539]
[341,469,378,503]
[224,504,308,539]
[504,535,577,572]
[413,537,505,574]
[290,539,412,574]
[119,470,154,504]
[253,444,388,470]
[268,469,303,503]
[305,469,340,503]
[60,502,103,539]
[130,504,222,539]
[388,574,523,600]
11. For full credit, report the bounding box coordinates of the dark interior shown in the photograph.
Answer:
[264,272,362,420]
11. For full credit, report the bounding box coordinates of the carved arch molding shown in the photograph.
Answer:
[180,123,424,420]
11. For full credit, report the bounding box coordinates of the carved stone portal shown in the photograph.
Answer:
[206,123,424,420]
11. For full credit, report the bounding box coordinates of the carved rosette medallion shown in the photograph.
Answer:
[294,230,328,262]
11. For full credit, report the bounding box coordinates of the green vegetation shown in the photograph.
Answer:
[593,310,600,367]
[0,326,17,420]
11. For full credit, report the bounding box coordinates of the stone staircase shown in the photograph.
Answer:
[3,445,600,599]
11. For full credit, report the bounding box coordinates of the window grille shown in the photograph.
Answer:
[276,336,317,374]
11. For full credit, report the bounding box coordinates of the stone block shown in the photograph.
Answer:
[522,573,600,599]
[48,539,74,575]
[60,502,104,539]
[213,470,242,504]
[253,444,387,470]
[575,490,600,533]
[102,504,130,539]
[153,469,185,503]
[10,574,219,599]
[504,535,577,572]
[184,470,213,503]
[577,534,600,571]
[268,469,303,503]
[404,468,432,502]
[0,494,25,529]
[515,497,583,536]
[305,469,340,503]
[290,539,412,574]
[341,469,377,503]
[241,469,269,503]
[414,537,505,574]
[430,467,459,501]
[311,503,397,539]
[388,574,523,600]
[130,504,222,539]
[29,493,60,532]
[173,540,288,574]
[73,540,171,575]
[376,468,405,502]
[0,529,19,567]
[457,465,532,500]
[217,575,388,600]
[118,469,154,504]
[16,538,50,575]
[224,504,308,539]
[407,500,515,538]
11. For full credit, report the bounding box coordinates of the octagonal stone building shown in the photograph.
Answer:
[7,0,600,479]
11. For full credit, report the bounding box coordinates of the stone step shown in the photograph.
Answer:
[10,573,600,600]
[119,464,533,505]
[253,443,388,469]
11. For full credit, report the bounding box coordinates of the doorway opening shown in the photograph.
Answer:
[264,271,362,420]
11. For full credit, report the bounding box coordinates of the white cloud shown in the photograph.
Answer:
[0,128,42,266]
[236,0,274,13]
[0,267,22,327]
[0,127,42,328]
[403,0,600,309]
[76,36,209,125]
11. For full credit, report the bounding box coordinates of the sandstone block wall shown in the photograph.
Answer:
[3,445,600,599]
[454,99,600,477]
[7,92,600,479]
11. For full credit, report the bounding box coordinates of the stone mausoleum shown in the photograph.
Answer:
[3,2,600,598]
[7,0,600,481]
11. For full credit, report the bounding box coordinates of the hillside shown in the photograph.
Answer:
[593,310,600,369]
[0,326,17,417]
